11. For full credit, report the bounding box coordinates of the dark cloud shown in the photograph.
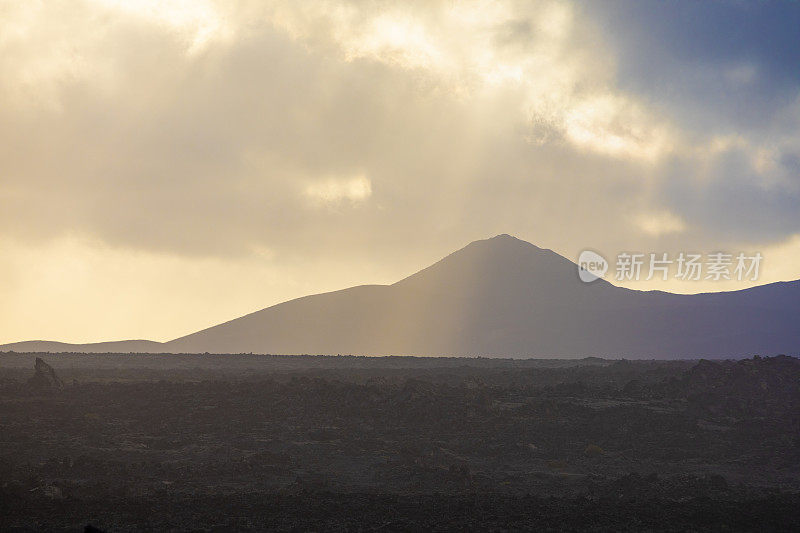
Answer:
[578,0,800,134]
[658,147,800,246]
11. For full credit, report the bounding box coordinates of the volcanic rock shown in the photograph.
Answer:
[27,357,64,389]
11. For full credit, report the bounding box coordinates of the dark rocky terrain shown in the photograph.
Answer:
[1,353,799,531]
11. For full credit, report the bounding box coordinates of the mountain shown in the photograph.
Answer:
[2,235,799,358]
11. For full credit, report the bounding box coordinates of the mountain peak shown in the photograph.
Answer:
[393,234,586,296]
[490,233,518,240]
[471,233,546,254]
[484,233,534,245]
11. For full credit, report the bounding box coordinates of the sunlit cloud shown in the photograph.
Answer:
[561,95,675,161]
[267,0,676,162]
[632,210,687,237]
[304,174,372,205]
[88,0,229,53]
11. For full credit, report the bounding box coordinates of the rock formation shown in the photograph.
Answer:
[27,357,64,388]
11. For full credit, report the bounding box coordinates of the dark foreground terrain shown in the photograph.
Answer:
[1,353,799,531]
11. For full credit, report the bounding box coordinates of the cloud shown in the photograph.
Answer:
[87,0,230,53]
[1,0,799,341]
[577,0,800,134]
[632,210,687,237]
[1,0,796,257]
[305,174,372,205]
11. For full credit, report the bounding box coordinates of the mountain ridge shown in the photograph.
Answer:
[2,235,798,358]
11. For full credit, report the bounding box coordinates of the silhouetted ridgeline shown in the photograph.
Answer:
[2,236,799,357]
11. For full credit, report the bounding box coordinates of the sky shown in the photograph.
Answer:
[2,0,800,343]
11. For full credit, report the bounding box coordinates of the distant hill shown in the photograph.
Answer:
[2,235,799,358]
[0,339,164,354]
